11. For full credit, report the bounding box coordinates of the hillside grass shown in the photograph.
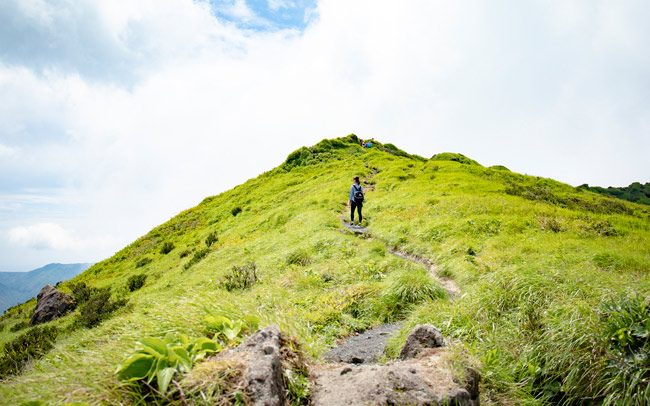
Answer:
[1,135,649,405]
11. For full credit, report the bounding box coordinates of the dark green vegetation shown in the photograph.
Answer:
[0,325,58,378]
[580,182,650,206]
[1,134,649,405]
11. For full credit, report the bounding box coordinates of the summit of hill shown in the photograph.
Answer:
[1,134,649,405]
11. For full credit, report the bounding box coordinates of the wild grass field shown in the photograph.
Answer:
[1,135,649,405]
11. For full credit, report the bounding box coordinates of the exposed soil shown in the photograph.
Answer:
[323,323,402,364]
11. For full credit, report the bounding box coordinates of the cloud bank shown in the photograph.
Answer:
[1,0,649,270]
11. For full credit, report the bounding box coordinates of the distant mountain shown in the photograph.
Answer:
[579,182,650,206]
[0,263,93,313]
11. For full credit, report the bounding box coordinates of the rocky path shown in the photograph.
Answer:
[323,323,402,364]
[315,169,478,405]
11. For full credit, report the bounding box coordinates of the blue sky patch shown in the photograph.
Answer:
[209,0,317,31]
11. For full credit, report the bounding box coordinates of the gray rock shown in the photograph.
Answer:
[236,326,286,406]
[30,284,75,326]
[312,349,479,406]
[399,324,445,360]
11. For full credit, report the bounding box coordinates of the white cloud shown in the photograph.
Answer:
[1,0,650,270]
[0,143,17,156]
[9,223,80,250]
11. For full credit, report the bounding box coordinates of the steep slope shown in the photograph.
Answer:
[1,135,649,405]
[0,263,93,313]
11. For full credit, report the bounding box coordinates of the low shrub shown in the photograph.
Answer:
[538,216,564,233]
[179,249,191,258]
[184,248,210,270]
[9,320,30,333]
[205,231,218,247]
[69,282,100,304]
[77,287,128,328]
[219,261,259,291]
[0,325,58,378]
[231,207,242,216]
[160,241,175,255]
[127,274,147,292]
[135,257,152,268]
[600,294,650,404]
[285,249,312,266]
[380,270,446,319]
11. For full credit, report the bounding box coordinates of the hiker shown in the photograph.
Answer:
[349,176,364,225]
[366,141,372,148]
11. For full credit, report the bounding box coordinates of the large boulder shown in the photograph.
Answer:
[399,324,445,360]
[30,284,75,326]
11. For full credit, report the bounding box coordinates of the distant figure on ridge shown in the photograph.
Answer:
[349,176,364,226]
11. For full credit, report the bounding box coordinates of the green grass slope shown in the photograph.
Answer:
[1,135,649,405]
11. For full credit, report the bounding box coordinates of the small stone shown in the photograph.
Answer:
[351,356,364,364]
[408,367,417,374]
[340,367,352,375]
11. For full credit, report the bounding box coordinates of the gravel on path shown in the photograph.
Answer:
[323,323,402,364]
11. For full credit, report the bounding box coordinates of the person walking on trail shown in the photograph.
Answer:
[349,176,364,225]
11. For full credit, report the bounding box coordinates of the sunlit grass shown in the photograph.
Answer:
[1,135,649,405]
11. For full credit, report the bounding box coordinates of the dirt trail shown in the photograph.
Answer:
[323,323,402,364]
[387,249,461,299]
[332,167,462,364]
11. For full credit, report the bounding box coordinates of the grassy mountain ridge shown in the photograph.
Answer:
[1,135,649,405]
[580,182,650,206]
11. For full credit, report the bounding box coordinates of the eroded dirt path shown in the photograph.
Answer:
[323,323,402,364]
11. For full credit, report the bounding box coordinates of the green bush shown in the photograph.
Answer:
[600,294,650,404]
[379,270,446,319]
[219,261,259,291]
[127,274,147,292]
[77,287,127,328]
[179,249,191,258]
[231,207,242,216]
[285,249,312,266]
[160,241,175,255]
[184,248,210,270]
[205,231,218,247]
[10,320,30,333]
[135,257,152,268]
[69,282,99,304]
[0,325,58,378]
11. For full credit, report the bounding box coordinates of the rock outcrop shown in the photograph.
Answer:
[30,284,75,325]
[311,324,480,405]
[236,326,286,406]
[399,324,445,360]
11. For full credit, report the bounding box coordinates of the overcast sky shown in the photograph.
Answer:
[1,0,649,271]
